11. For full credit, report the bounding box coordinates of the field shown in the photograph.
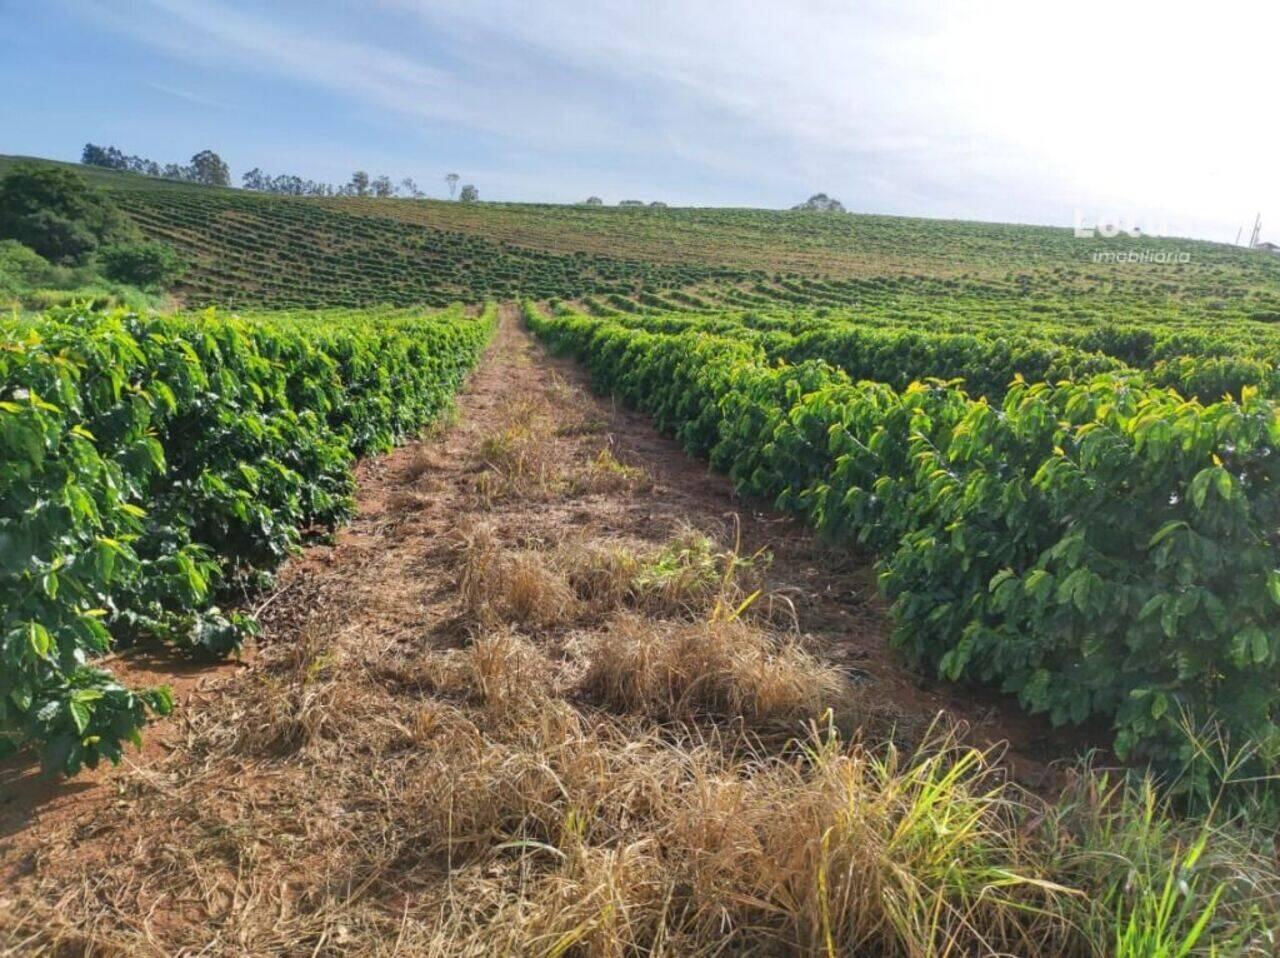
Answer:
[3,155,1280,955]
[6,153,1280,311]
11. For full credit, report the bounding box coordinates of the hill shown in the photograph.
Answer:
[4,153,1280,311]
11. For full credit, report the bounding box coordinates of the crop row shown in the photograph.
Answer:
[1,304,496,773]
[555,303,1280,402]
[527,304,1280,780]
[115,190,753,308]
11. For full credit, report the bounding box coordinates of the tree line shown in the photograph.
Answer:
[82,144,231,187]
[82,144,478,201]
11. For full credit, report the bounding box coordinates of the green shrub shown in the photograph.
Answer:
[0,164,133,264]
[0,239,58,292]
[97,241,186,288]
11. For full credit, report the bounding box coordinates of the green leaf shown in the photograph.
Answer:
[68,700,91,736]
[27,622,52,659]
[1252,629,1271,664]
[1138,594,1165,621]
[1147,520,1187,548]
[1213,466,1232,501]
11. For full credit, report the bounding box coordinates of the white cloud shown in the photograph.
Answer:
[66,0,1279,239]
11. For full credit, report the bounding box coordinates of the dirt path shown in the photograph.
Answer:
[0,305,1073,954]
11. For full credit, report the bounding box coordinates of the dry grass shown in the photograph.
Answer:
[454,522,780,637]
[473,397,562,503]
[582,613,846,726]
[231,617,353,756]
[454,522,580,628]
[557,540,641,611]
[9,690,1272,957]
[401,445,445,483]
[572,446,653,495]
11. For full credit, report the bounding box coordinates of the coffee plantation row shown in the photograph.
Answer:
[564,302,1280,403]
[526,302,1280,775]
[117,189,755,308]
[1,304,496,773]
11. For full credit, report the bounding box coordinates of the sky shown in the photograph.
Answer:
[1,0,1276,243]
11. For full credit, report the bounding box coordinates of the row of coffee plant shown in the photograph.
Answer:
[527,304,1280,780]
[118,189,753,309]
[563,303,1280,402]
[1,304,495,773]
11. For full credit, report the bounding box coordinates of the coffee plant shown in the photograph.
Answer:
[1,303,495,773]
[528,303,1280,776]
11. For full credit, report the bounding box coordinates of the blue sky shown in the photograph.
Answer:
[2,0,1276,243]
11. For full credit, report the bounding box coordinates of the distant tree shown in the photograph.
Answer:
[127,156,161,177]
[0,163,132,263]
[371,174,394,198]
[190,150,230,187]
[398,177,422,198]
[791,192,847,213]
[81,143,130,171]
[241,167,268,191]
[97,240,186,288]
[349,170,371,197]
[459,183,479,203]
[445,172,460,200]
[82,144,114,169]
[582,196,603,205]
[618,199,644,207]
[648,201,668,208]
[161,163,190,180]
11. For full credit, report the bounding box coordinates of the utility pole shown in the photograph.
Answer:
[1249,213,1262,248]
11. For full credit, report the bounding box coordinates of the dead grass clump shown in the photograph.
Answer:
[232,621,351,756]
[401,444,444,483]
[660,719,1076,956]
[474,397,561,502]
[455,523,578,628]
[385,488,430,517]
[466,630,556,719]
[581,613,845,725]
[555,539,641,611]
[555,411,609,437]
[572,446,653,495]
[389,702,686,873]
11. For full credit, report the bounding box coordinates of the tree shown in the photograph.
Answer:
[398,177,423,198]
[349,171,370,197]
[81,143,129,170]
[371,175,394,198]
[618,199,644,207]
[582,196,603,205]
[98,240,186,288]
[459,184,479,203]
[0,163,132,263]
[190,150,230,187]
[791,193,847,213]
[241,168,268,191]
[445,172,460,200]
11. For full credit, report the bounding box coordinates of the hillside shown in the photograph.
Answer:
[5,153,1280,311]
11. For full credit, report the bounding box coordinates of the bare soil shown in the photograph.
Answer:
[0,305,1088,955]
